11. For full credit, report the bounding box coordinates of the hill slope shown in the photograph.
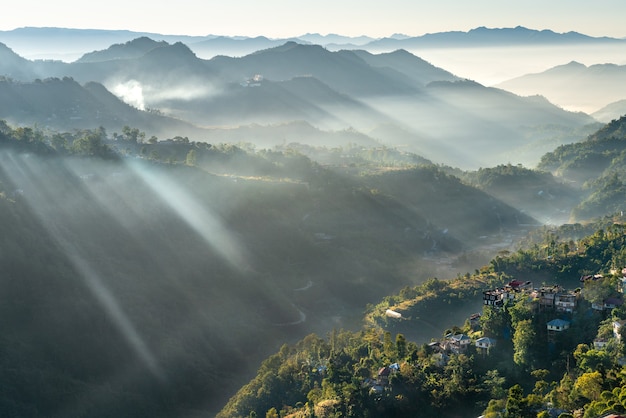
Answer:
[0,123,537,416]
[496,61,626,114]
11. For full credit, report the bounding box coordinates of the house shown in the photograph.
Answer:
[535,286,563,310]
[613,319,626,341]
[580,274,604,282]
[554,292,577,313]
[385,309,402,319]
[377,366,391,384]
[448,334,471,353]
[594,338,608,349]
[483,289,505,307]
[508,280,532,291]
[370,384,384,395]
[604,296,624,310]
[475,337,497,351]
[428,341,443,353]
[469,313,481,330]
[482,287,515,307]
[592,296,624,311]
[547,319,570,332]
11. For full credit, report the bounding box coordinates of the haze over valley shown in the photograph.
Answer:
[2,11,626,417]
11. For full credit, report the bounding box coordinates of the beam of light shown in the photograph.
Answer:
[127,160,249,271]
[0,152,165,381]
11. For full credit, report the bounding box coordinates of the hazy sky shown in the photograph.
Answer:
[3,0,626,38]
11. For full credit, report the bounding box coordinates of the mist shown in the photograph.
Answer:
[378,43,626,86]
[1,26,626,417]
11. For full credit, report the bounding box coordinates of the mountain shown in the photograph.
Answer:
[0,42,37,80]
[0,39,597,168]
[538,115,626,220]
[188,36,308,59]
[592,99,626,122]
[368,80,595,167]
[0,76,207,139]
[297,33,375,46]
[359,26,626,51]
[350,48,459,86]
[496,61,626,114]
[217,219,626,418]
[208,41,419,97]
[76,36,170,63]
[0,27,212,61]
[0,125,537,416]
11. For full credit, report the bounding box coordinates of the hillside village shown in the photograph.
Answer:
[383,270,626,359]
[365,269,626,413]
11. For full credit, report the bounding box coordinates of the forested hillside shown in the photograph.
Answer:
[218,218,626,418]
[0,38,596,168]
[0,121,535,416]
[538,115,626,221]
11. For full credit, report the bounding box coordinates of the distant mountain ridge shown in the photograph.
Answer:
[363,26,624,51]
[0,26,624,61]
[0,37,597,168]
[76,37,169,63]
[496,61,626,114]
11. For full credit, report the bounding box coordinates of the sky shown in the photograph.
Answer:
[3,0,626,39]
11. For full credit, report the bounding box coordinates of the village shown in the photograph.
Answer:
[367,271,626,399]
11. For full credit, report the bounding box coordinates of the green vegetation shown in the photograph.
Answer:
[218,219,626,418]
[5,114,626,417]
[0,120,539,416]
[538,115,626,221]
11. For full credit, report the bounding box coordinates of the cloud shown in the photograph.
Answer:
[111,79,146,110]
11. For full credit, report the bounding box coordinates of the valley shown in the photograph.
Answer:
[0,23,625,418]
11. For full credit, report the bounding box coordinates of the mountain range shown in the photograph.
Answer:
[496,61,626,117]
[1,26,624,61]
[0,37,597,169]
[2,25,626,418]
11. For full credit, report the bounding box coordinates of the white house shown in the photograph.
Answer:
[547,319,570,332]
[448,334,471,353]
[385,309,402,319]
[613,320,626,341]
[475,337,497,351]
[593,338,608,349]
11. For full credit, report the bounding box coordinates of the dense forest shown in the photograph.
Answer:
[215,116,626,417]
[538,115,626,221]
[0,120,537,416]
[218,219,626,418]
[2,114,626,417]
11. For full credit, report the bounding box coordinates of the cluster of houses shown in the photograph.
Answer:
[481,279,587,315]
[400,274,626,368]
[369,272,626,396]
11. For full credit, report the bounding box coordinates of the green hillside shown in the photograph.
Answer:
[0,121,534,416]
[218,219,626,418]
[538,115,626,221]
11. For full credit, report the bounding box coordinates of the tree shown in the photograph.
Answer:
[71,130,110,157]
[383,331,394,359]
[121,125,145,144]
[513,319,535,368]
[484,369,506,399]
[583,276,618,306]
[481,305,508,338]
[574,371,603,402]
[396,333,407,359]
[504,384,526,418]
